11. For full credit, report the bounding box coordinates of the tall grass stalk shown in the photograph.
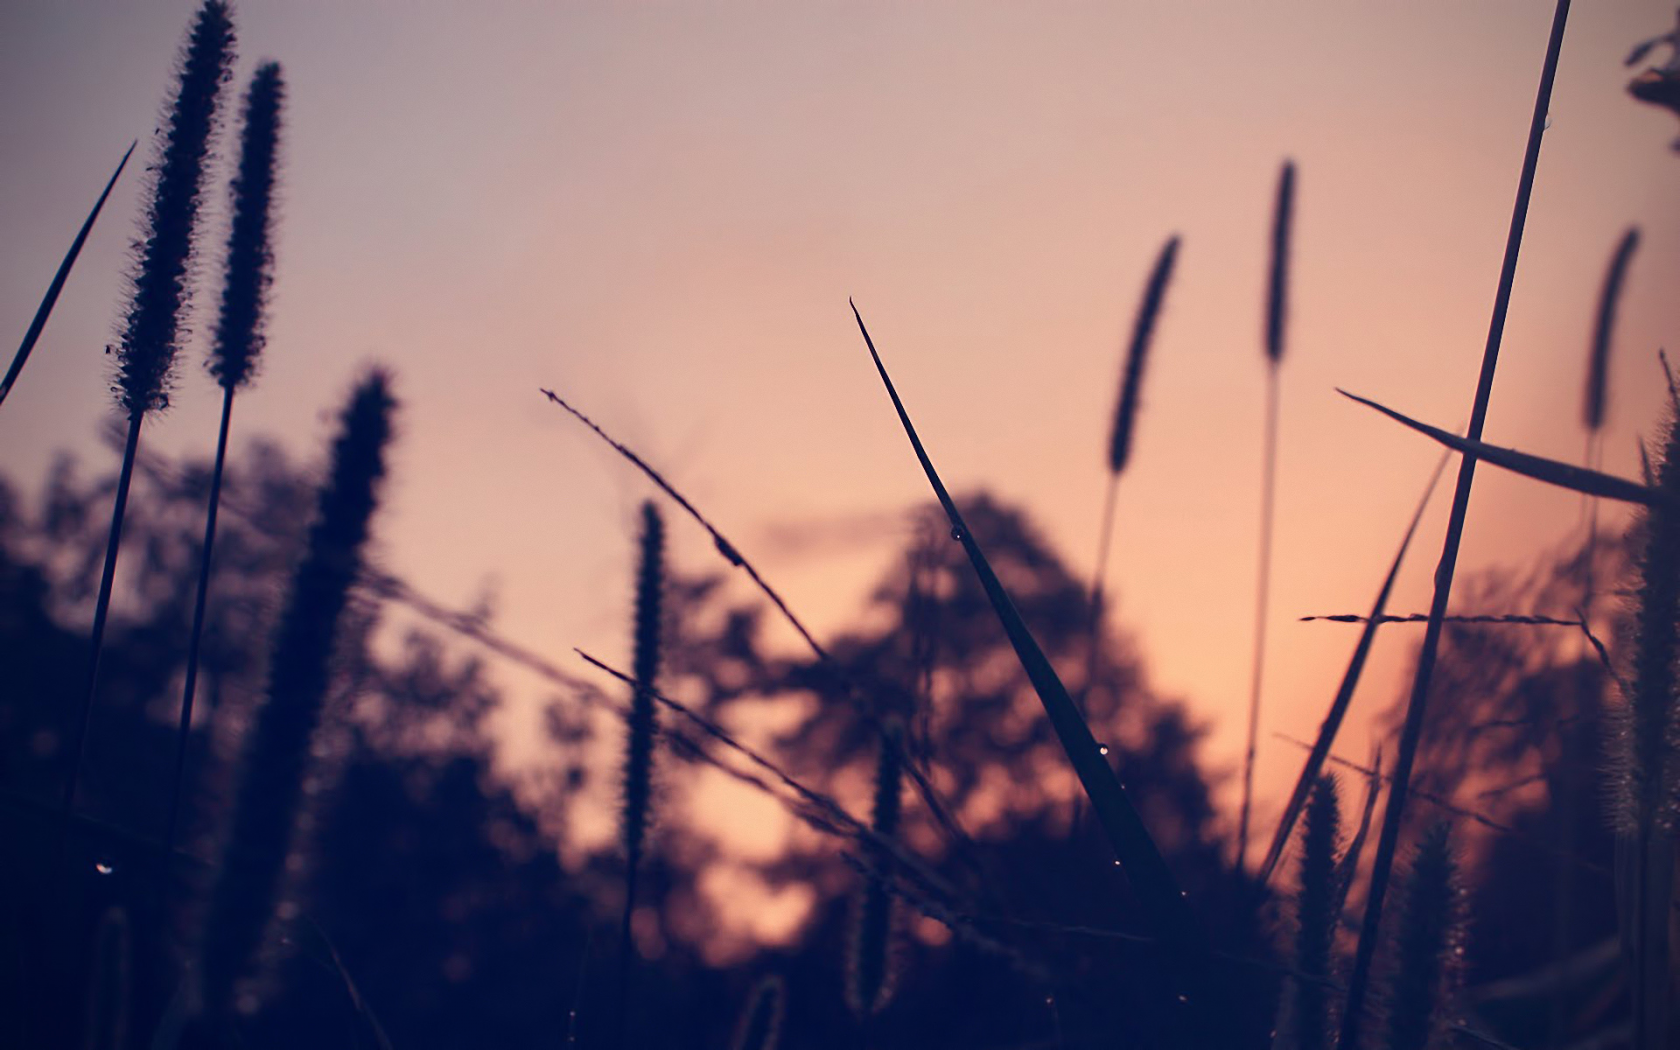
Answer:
[1240,159,1295,869]
[193,371,394,1028]
[63,0,236,823]
[0,141,135,410]
[168,61,285,859]
[1337,4,1571,1044]
[616,501,664,1050]
[1084,234,1179,711]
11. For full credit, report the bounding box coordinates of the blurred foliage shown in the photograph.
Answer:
[0,434,1633,1048]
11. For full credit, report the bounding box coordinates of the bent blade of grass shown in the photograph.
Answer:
[0,140,136,410]
[1256,453,1446,888]
[848,300,1213,1006]
[1339,388,1657,506]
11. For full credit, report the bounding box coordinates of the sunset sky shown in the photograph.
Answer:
[4,1,1680,877]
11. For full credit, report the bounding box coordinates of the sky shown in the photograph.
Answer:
[4,1,1680,884]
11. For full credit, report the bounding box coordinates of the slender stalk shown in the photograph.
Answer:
[1240,161,1294,868]
[1239,360,1280,869]
[63,0,235,827]
[1083,234,1179,720]
[62,411,143,819]
[164,383,234,855]
[1338,4,1571,1045]
[167,61,283,862]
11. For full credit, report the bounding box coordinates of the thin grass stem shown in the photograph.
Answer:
[1338,8,1573,1041]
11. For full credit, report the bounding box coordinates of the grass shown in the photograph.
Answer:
[7,0,1680,1047]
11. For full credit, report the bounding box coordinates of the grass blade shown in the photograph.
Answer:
[849,300,1220,1031]
[1338,3,1572,1044]
[1338,388,1657,507]
[1256,453,1446,888]
[0,140,135,410]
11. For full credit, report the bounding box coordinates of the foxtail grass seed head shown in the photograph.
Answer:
[730,976,786,1050]
[1282,774,1341,1050]
[622,501,665,866]
[847,717,905,1019]
[210,62,284,391]
[1377,823,1462,1050]
[1108,235,1179,475]
[114,0,235,417]
[1584,227,1640,432]
[1610,408,1680,834]
[197,370,395,1019]
[1265,160,1296,365]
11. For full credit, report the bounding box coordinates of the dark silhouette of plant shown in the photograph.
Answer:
[1339,5,1572,1045]
[65,0,235,825]
[170,60,285,857]
[0,142,135,410]
[1241,159,1295,869]
[192,371,394,1036]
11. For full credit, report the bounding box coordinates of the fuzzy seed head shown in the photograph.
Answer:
[1609,409,1680,835]
[846,718,905,1018]
[1108,235,1179,475]
[1283,775,1342,1050]
[621,501,665,866]
[1378,823,1462,1050]
[210,62,284,391]
[1265,160,1296,365]
[114,0,235,416]
[1583,228,1639,432]
[196,370,395,1018]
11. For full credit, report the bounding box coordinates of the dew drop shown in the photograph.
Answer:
[1097,744,1110,756]
[950,526,965,542]
[93,861,114,876]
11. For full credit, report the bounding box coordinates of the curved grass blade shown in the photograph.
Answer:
[1338,388,1657,507]
[849,300,1221,1031]
[1256,453,1446,888]
[0,140,136,409]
